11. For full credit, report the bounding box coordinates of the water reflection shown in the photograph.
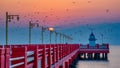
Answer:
[76,60,109,68]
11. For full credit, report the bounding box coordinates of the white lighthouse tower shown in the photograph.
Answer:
[89,32,97,46]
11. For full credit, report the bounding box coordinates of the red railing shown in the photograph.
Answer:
[0,44,79,68]
[79,44,109,53]
[0,48,5,68]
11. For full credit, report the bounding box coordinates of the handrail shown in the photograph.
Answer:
[0,44,80,68]
[80,44,109,49]
[10,57,24,61]
[10,62,24,68]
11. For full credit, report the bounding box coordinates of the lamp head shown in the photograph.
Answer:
[48,27,54,31]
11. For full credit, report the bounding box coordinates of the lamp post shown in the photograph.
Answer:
[29,21,32,44]
[29,21,39,44]
[60,33,62,44]
[65,36,69,44]
[55,31,58,44]
[70,37,73,44]
[6,12,19,45]
[67,36,72,44]
[101,34,103,45]
[41,26,44,44]
[48,27,54,44]
[65,35,68,44]
[61,34,64,44]
[63,35,65,44]
[41,26,46,44]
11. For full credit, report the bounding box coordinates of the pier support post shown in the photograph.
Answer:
[90,53,92,59]
[88,53,92,59]
[97,53,100,59]
[102,53,105,59]
[105,53,108,60]
[84,53,86,59]
[94,53,100,60]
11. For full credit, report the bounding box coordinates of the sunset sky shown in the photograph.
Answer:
[0,0,120,45]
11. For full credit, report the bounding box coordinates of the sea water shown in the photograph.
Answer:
[76,46,120,68]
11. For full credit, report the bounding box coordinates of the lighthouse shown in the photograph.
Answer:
[89,32,96,46]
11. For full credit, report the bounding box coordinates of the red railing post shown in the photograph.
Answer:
[63,45,65,57]
[59,45,61,59]
[62,45,63,57]
[0,48,5,68]
[69,59,72,66]
[41,45,46,68]
[24,47,27,68]
[56,45,59,61]
[5,48,10,68]
[25,45,39,68]
[68,45,70,55]
[64,45,66,56]
[52,45,55,64]
[48,45,51,68]
[65,61,69,68]
[61,45,63,58]
[60,44,62,59]
[33,46,38,68]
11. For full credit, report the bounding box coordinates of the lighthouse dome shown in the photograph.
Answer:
[89,32,96,41]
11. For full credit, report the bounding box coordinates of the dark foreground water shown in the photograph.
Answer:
[76,46,120,68]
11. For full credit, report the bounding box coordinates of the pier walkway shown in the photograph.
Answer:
[0,44,109,68]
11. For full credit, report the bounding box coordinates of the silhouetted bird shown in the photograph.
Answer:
[88,1,91,3]
[72,1,76,4]
[106,9,109,13]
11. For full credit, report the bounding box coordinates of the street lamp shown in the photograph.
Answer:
[66,36,72,44]
[29,21,39,44]
[63,35,70,44]
[63,34,65,44]
[55,31,58,44]
[6,12,19,45]
[59,33,62,44]
[101,33,104,45]
[70,37,73,44]
[65,35,69,44]
[48,27,54,31]
[48,27,54,44]
[41,26,47,44]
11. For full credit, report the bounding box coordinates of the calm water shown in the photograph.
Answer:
[76,46,120,68]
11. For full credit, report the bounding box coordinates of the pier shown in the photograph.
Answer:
[79,44,109,60]
[0,44,109,68]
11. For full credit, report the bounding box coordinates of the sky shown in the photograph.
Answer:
[0,0,120,45]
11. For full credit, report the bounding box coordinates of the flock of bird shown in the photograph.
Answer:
[0,0,115,44]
